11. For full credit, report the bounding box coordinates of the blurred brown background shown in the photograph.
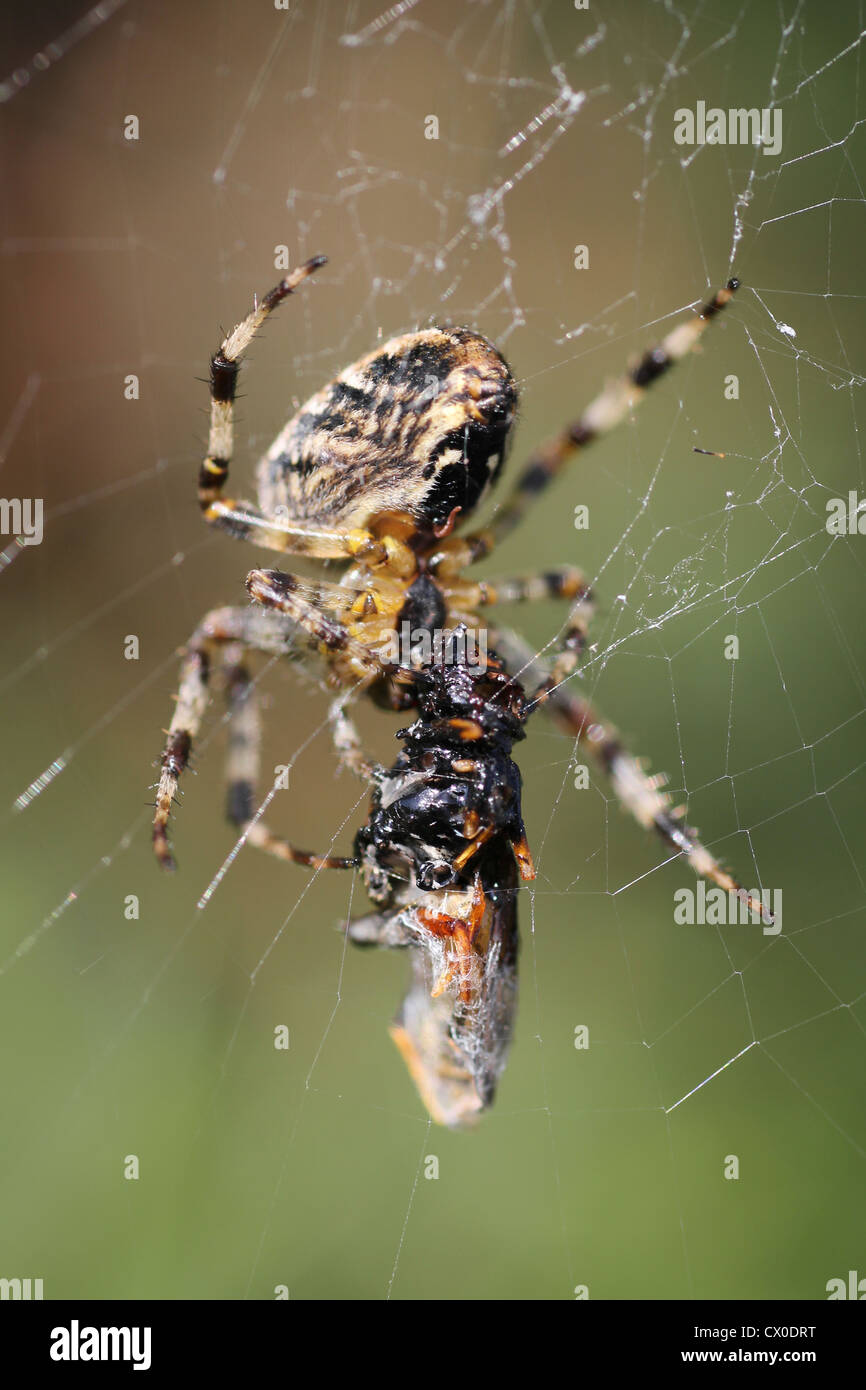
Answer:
[0,0,864,1299]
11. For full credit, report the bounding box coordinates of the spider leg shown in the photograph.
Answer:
[489,622,773,926]
[441,564,590,611]
[198,254,413,576]
[202,500,414,573]
[432,280,740,575]
[221,656,358,871]
[199,256,325,512]
[152,605,301,868]
[245,568,376,617]
[525,599,595,699]
[443,568,595,692]
[329,694,383,783]
[246,566,406,683]
[153,567,402,867]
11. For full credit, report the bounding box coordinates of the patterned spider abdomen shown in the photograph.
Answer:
[256,326,517,534]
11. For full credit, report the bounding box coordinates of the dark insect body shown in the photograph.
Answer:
[350,648,534,1126]
[356,655,533,895]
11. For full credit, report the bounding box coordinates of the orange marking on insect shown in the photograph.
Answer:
[452,826,494,872]
[416,906,462,942]
[389,1021,444,1103]
[511,833,536,881]
[417,879,488,1005]
[387,1022,479,1129]
[449,718,484,741]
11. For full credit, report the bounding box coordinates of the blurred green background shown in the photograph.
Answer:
[0,0,864,1300]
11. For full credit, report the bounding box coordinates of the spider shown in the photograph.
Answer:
[152,255,768,942]
[345,636,540,1126]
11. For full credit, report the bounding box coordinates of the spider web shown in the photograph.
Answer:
[1,0,864,1301]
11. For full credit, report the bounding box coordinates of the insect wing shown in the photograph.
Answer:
[390,849,519,1128]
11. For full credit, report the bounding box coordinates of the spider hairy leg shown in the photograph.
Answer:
[527,595,596,698]
[492,623,774,926]
[198,255,327,510]
[441,564,591,611]
[152,606,300,869]
[238,824,358,872]
[221,652,359,871]
[201,500,416,572]
[432,279,740,574]
[153,651,207,870]
[329,695,382,783]
[198,255,415,572]
[246,567,402,680]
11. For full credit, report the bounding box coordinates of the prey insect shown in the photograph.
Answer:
[349,639,537,1127]
[152,256,773,1124]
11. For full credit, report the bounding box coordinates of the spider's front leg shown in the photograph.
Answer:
[199,258,326,510]
[491,622,774,926]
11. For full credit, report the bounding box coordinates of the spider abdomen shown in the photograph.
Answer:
[256,326,517,535]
